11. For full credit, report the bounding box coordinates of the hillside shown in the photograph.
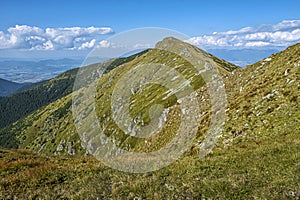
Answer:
[221,43,299,148]
[0,53,145,130]
[0,78,30,96]
[0,39,299,199]
[0,37,237,154]
[0,69,78,130]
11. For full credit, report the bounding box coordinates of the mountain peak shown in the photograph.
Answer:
[156,36,182,45]
[156,37,238,74]
[155,36,191,50]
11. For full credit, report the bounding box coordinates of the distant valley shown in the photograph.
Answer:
[0,78,31,96]
[0,58,82,83]
[207,48,280,66]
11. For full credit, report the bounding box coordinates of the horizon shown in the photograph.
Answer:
[0,0,299,60]
[0,0,299,83]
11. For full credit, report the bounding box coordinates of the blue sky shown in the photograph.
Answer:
[0,0,299,59]
[1,0,299,35]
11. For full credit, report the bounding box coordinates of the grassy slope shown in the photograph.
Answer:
[0,129,299,199]
[0,68,78,129]
[0,40,237,155]
[0,53,147,149]
[0,53,144,130]
[0,42,299,199]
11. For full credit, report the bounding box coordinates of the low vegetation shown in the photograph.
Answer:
[0,39,299,199]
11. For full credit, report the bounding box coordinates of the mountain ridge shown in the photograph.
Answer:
[0,39,299,199]
[0,51,147,130]
[0,37,237,153]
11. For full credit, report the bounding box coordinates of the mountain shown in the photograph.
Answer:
[0,51,150,141]
[0,37,237,153]
[0,53,146,131]
[0,39,299,199]
[0,78,31,96]
[0,68,78,131]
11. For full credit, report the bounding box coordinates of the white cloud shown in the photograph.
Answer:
[78,39,96,50]
[43,40,54,50]
[96,40,128,49]
[132,43,152,48]
[187,20,300,48]
[273,20,300,31]
[244,41,270,47]
[98,40,112,48]
[0,25,114,50]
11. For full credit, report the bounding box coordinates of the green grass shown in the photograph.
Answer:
[0,127,299,199]
[0,39,299,199]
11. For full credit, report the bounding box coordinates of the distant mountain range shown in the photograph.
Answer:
[0,58,82,83]
[207,48,279,66]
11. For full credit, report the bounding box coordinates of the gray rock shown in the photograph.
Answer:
[284,68,290,75]
[57,144,64,151]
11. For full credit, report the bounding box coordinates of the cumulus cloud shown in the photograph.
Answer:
[187,20,300,48]
[96,40,130,49]
[0,25,114,50]
[98,40,112,48]
[78,39,96,50]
